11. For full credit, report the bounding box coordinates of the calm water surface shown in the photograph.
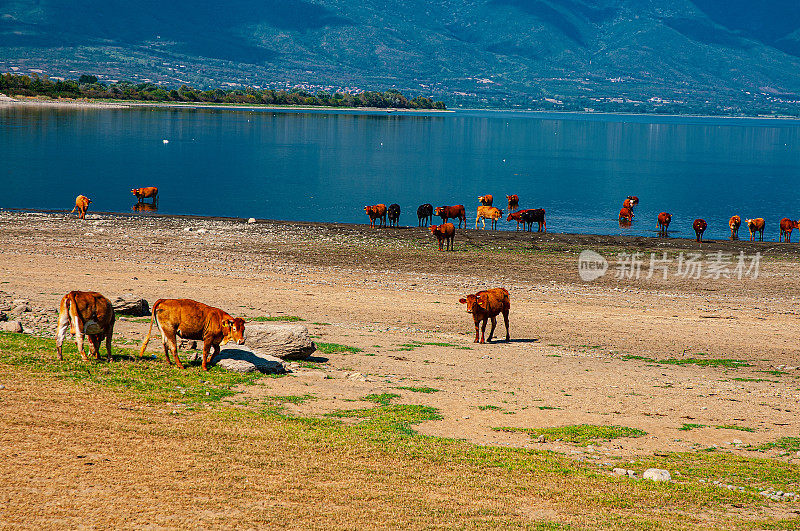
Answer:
[3,105,800,241]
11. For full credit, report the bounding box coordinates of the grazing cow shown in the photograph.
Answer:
[519,208,546,232]
[56,291,115,362]
[780,218,799,242]
[364,204,387,228]
[506,194,519,212]
[478,194,493,206]
[745,218,765,241]
[140,299,246,371]
[430,223,455,251]
[656,212,672,236]
[619,207,634,222]
[435,205,467,228]
[387,203,401,227]
[729,215,741,240]
[693,218,708,242]
[627,195,639,206]
[476,206,503,230]
[459,288,510,344]
[131,186,158,203]
[70,195,91,219]
[417,203,433,226]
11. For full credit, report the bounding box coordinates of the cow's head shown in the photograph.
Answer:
[459,293,485,313]
[434,207,444,216]
[131,188,139,196]
[221,317,246,345]
[364,206,372,215]
[429,225,439,235]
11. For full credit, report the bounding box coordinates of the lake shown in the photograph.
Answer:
[3,105,800,241]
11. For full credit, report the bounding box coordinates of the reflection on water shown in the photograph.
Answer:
[132,202,158,213]
[2,106,800,240]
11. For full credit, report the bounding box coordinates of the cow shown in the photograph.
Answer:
[506,194,519,212]
[622,198,635,211]
[459,288,510,344]
[139,298,246,371]
[729,215,741,240]
[435,205,467,228]
[364,204,387,228]
[478,194,493,206]
[657,212,672,236]
[131,186,158,204]
[745,218,765,241]
[70,195,91,220]
[693,218,707,242]
[627,195,639,207]
[780,218,799,242]
[55,291,115,362]
[619,207,634,222]
[506,209,529,231]
[387,203,401,227]
[417,203,433,226]
[476,206,503,230]
[430,223,455,251]
[520,208,546,232]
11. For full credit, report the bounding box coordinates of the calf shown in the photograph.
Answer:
[506,194,519,212]
[746,218,765,241]
[70,195,92,220]
[387,203,401,227]
[140,298,246,371]
[622,198,635,211]
[693,218,707,242]
[520,208,546,232]
[430,223,455,251]
[417,203,433,226]
[478,194,493,206]
[131,186,158,203]
[780,218,799,242]
[364,204,387,228]
[435,205,467,228]
[729,215,741,240]
[656,212,672,236]
[476,206,503,229]
[459,288,510,344]
[619,207,634,222]
[56,291,115,361]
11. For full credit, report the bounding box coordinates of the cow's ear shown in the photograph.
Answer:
[459,298,467,304]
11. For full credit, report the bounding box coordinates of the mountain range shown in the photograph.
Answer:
[2,0,800,112]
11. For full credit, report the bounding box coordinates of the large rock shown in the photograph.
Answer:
[112,294,150,316]
[245,323,316,360]
[213,345,287,374]
[2,321,23,333]
[643,468,671,482]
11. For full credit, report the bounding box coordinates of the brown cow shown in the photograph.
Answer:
[56,291,115,361]
[131,186,158,203]
[693,218,707,242]
[745,218,765,241]
[70,195,91,219]
[619,207,634,222]
[139,299,246,371]
[506,194,519,212]
[459,288,510,344]
[435,205,467,228]
[657,212,672,236]
[780,218,799,242]
[430,223,455,251]
[622,198,635,211]
[476,206,503,229]
[478,194,493,206]
[506,209,528,231]
[627,195,639,206]
[729,215,741,240]
[364,204,387,228]
[519,208,546,232]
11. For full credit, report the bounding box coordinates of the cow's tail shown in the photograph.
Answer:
[69,204,78,215]
[139,300,161,357]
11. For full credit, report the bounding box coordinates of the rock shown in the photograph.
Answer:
[196,228,208,234]
[626,470,636,478]
[0,312,6,322]
[643,468,671,482]
[212,345,287,374]
[2,321,23,333]
[0,385,5,390]
[613,468,627,475]
[732,439,743,445]
[13,304,31,314]
[244,323,316,360]
[112,294,150,316]
[247,218,256,224]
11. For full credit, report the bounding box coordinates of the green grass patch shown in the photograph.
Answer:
[759,437,800,452]
[312,322,330,326]
[395,386,440,394]
[397,341,473,351]
[538,406,562,410]
[493,424,647,446]
[731,377,775,383]
[478,405,502,411]
[248,315,305,322]
[363,393,400,406]
[679,423,707,431]
[621,355,750,368]
[266,394,316,405]
[316,342,362,355]
[716,425,756,433]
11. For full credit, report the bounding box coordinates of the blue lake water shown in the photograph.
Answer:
[2,105,800,241]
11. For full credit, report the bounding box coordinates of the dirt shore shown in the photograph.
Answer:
[1,210,799,461]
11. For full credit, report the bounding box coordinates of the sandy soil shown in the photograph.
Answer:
[1,210,799,463]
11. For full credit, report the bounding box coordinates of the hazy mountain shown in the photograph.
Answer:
[2,0,800,111]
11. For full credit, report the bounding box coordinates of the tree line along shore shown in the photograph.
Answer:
[0,73,447,110]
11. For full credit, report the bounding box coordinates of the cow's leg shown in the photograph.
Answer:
[502,310,510,341]
[480,318,488,344]
[473,319,480,343]
[88,334,101,359]
[73,315,89,361]
[208,343,221,367]
[170,337,184,369]
[56,309,71,360]
[201,339,213,371]
[106,322,114,361]
[487,316,497,342]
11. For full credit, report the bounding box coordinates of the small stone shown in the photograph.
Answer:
[626,470,636,478]
[536,435,546,443]
[13,304,31,314]
[613,468,627,475]
[0,385,5,390]
[732,439,743,445]
[247,218,256,224]
[183,227,192,232]
[643,468,671,482]
[2,321,23,333]
[196,228,208,234]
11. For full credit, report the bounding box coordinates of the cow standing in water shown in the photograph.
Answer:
[478,195,493,206]
[131,186,159,204]
[693,219,707,242]
[506,195,519,212]
[746,218,765,241]
[459,288,510,344]
[780,218,799,242]
[729,215,741,240]
[657,212,672,236]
